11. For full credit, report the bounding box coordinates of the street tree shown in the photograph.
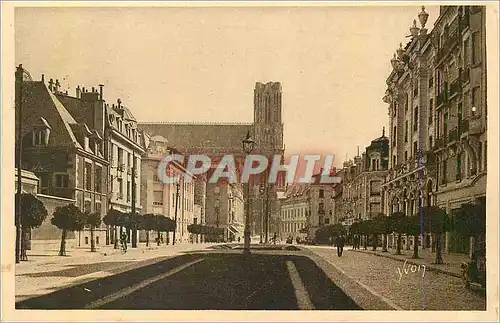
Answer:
[85,212,102,252]
[51,204,85,256]
[422,206,450,264]
[453,203,486,262]
[15,193,48,261]
[405,215,422,259]
[141,214,156,247]
[373,214,391,252]
[103,208,124,249]
[388,212,406,255]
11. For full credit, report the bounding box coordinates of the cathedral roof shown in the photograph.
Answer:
[138,122,253,155]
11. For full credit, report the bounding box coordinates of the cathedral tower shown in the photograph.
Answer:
[253,82,284,156]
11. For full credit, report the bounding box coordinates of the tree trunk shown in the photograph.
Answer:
[435,232,443,264]
[132,226,137,248]
[382,234,388,252]
[371,234,377,251]
[471,234,477,263]
[363,235,367,250]
[113,226,119,249]
[90,226,96,252]
[106,225,110,245]
[157,230,161,246]
[412,234,420,258]
[395,233,402,255]
[406,235,411,250]
[21,227,29,261]
[146,230,150,247]
[59,229,67,256]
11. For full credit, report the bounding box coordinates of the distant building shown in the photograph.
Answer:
[339,130,389,222]
[140,134,197,244]
[138,82,286,239]
[279,184,309,241]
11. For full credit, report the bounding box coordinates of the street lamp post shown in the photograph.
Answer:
[172,175,180,245]
[242,131,255,255]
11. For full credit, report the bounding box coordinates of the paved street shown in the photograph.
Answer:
[304,246,486,311]
[16,245,361,310]
[16,241,216,302]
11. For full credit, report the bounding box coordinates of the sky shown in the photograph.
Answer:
[15,4,439,168]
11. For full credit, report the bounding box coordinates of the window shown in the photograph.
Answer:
[413,83,418,97]
[428,77,434,89]
[84,200,92,213]
[153,190,163,206]
[84,162,92,191]
[393,126,397,146]
[55,174,69,188]
[40,173,50,188]
[95,202,102,215]
[34,130,46,146]
[117,148,124,169]
[413,106,419,131]
[429,136,433,148]
[464,37,470,66]
[319,189,324,198]
[428,99,434,124]
[153,173,160,182]
[404,151,408,161]
[117,178,123,199]
[472,32,481,65]
[393,155,396,167]
[472,87,480,116]
[370,180,381,195]
[413,142,418,157]
[404,94,409,112]
[404,121,409,142]
[324,218,330,225]
[94,166,102,193]
[127,181,131,201]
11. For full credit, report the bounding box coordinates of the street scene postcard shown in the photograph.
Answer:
[1,1,499,322]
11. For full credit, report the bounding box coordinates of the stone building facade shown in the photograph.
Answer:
[140,134,198,244]
[279,184,309,241]
[15,67,109,244]
[381,6,487,254]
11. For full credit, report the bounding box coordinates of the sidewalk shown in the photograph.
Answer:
[352,247,469,278]
[16,240,216,302]
[304,246,486,310]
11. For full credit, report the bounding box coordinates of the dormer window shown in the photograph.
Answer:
[34,130,46,146]
[32,117,51,146]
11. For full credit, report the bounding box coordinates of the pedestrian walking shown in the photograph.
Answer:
[335,235,345,257]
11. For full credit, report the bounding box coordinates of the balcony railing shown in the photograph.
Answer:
[462,67,470,84]
[448,128,458,143]
[435,28,459,65]
[469,117,483,135]
[434,136,446,149]
[460,119,469,133]
[449,78,461,97]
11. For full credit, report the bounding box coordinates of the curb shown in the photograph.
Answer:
[351,249,462,278]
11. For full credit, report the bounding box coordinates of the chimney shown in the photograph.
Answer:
[117,98,122,109]
[41,74,45,82]
[76,85,81,98]
[92,86,95,93]
[48,78,54,91]
[82,87,86,93]
[99,84,104,100]
[55,79,61,93]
